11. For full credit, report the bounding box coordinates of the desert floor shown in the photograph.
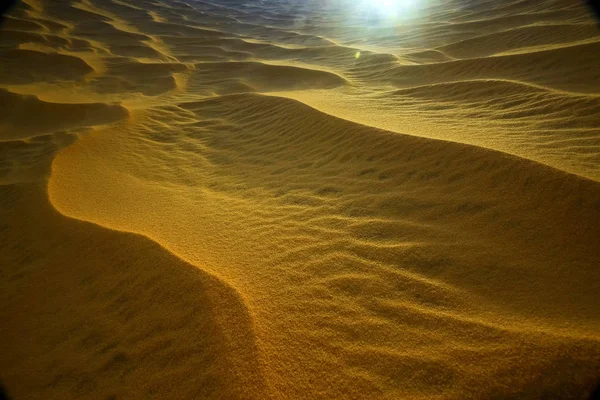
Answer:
[1,0,599,398]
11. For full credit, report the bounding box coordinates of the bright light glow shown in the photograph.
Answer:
[361,0,420,19]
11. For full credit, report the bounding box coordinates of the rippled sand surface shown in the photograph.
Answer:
[1,0,600,398]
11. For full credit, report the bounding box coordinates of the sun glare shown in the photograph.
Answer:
[362,0,420,19]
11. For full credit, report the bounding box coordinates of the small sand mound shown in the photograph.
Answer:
[0,89,128,138]
[90,59,188,96]
[191,61,347,93]
[388,41,600,92]
[439,23,600,59]
[403,49,454,64]
[1,16,45,32]
[391,79,549,101]
[0,49,94,84]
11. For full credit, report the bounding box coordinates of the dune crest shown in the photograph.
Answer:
[2,0,600,398]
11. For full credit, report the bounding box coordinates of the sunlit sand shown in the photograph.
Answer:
[1,0,599,398]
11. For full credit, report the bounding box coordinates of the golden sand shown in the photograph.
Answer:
[1,0,599,398]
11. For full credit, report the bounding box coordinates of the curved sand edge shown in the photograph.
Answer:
[0,182,270,400]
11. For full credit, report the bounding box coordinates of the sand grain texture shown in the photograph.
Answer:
[1,0,600,399]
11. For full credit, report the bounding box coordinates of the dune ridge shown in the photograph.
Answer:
[1,0,600,398]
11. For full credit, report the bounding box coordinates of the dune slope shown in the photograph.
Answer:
[48,93,600,399]
[1,0,600,399]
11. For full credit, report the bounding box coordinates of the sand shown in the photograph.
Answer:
[1,0,599,398]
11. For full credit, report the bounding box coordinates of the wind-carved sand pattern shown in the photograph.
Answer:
[1,0,600,399]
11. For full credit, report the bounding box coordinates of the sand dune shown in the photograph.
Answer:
[438,24,600,58]
[0,89,128,138]
[1,0,600,399]
[1,184,267,399]
[387,41,600,92]
[0,49,94,84]
[191,61,347,94]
